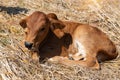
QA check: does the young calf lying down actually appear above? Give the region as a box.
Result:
[19,11,118,69]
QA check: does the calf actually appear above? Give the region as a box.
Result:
[19,11,118,69]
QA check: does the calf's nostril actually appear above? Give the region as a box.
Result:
[24,42,33,49]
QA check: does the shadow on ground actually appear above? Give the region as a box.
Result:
[0,6,28,15]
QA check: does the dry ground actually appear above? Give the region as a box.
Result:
[0,0,120,80]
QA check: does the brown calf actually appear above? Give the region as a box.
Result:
[19,11,118,69]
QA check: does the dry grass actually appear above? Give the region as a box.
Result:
[0,0,120,80]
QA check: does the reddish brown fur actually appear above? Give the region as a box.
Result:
[20,11,118,69]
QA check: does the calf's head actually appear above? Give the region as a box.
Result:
[19,11,50,50]
[20,11,66,51]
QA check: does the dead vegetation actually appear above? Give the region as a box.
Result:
[0,0,120,80]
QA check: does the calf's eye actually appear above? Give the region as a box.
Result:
[40,28,45,32]
[25,31,28,34]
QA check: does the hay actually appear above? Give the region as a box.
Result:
[0,0,120,80]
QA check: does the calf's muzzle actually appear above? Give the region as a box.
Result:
[24,41,33,49]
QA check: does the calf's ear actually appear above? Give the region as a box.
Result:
[47,13,58,20]
[19,19,27,28]
[50,20,65,30]
[50,20,65,39]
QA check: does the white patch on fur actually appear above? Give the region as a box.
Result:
[74,40,86,57]
[69,54,73,57]
[49,58,54,61]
